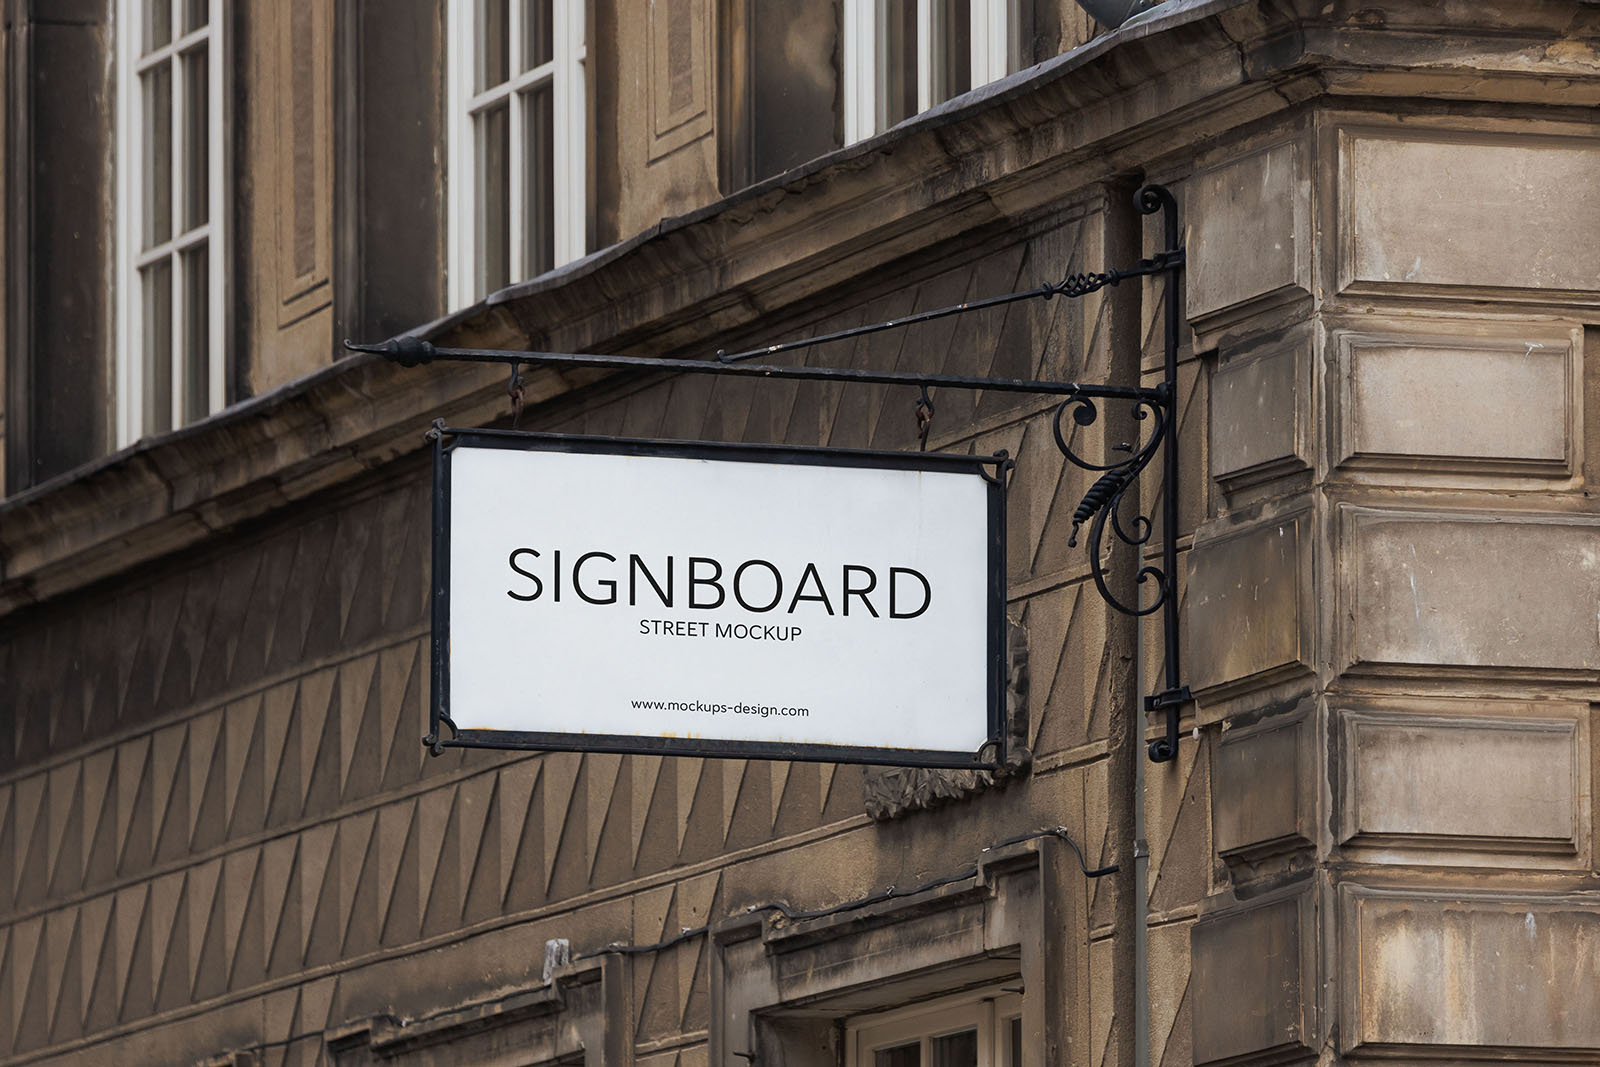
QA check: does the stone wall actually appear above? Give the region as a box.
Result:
[3,2,1600,1065]
[0,200,1163,1065]
[1187,104,1600,1064]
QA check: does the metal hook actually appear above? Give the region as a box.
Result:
[915,384,935,452]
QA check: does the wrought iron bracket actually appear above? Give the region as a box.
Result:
[350,184,1191,763]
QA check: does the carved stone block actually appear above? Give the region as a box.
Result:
[1340,883,1600,1055]
[1339,129,1600,305]
[1337,506,1600,676]
[1192,884,1316,1066]
[1210,325,1312,495]
[1185,510,1313,701]
[1329,318,1582,484]
[1213,701,1315,884]
[1187,140,1311,334]
[1336,697,1588,866]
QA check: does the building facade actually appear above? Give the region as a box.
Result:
[1,1,1598,1065]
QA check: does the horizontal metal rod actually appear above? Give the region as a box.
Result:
[345,338,1165,401]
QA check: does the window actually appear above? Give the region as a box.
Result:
[448,0,588,308]
[115,0,228,445]
[719,0,841,190]
[842,0,1015,143]
[848,990,1024,1067]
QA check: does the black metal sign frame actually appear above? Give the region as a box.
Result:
[428,426,1012,769]
[354,183,1191,764]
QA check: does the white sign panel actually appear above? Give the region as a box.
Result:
[435,432,1006,765]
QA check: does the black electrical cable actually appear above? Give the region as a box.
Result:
[986,825,1120,878]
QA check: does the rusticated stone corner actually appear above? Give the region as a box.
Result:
[864,622,1032,821]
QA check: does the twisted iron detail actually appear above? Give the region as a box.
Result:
[1052,389,1171,618]
[1045,269,1121,300]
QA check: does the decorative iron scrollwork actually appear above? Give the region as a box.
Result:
[1051,388,1171,618]
[1048,269,1121,300]
[424,712,460,757]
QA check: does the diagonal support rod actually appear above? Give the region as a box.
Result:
[343,336,1164,404]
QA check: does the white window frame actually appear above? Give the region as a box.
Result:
[843,0,1013,144]
[847,988,1024,1067]
[114,0,229,446]
[447,0,588,311]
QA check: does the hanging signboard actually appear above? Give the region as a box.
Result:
[429,429,1008,767]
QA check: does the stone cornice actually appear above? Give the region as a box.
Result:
[4,0,1599,618]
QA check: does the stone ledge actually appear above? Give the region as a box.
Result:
[8,0,1600,620]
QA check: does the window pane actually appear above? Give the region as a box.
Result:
[932,0,971,105]
[181,246,209,424]
[141,260,173,435]
[524,0,553,68]
[931,1030,978,1067]
[475,104,510,295]
[142,63,173,249]
[144,0,172,53]
[477,0,510,90]
[1008,1016,1022,1067]
[181,48,209,231]
[182,0,207,32]
[881,0,916,128]
[522,85,554,277]
[748,0,837,182]
[875,1042,920,1067]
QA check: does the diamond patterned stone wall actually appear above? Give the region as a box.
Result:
[0,211,1207,1065]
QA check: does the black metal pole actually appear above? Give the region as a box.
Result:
[1139,186,1189,763]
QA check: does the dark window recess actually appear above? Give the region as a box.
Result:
[882,0,916,128]
[4,12,115,492]
[931,1030,978,1067]
[933,0,972,106]
[723,0,840,191]
[333,0,448,351]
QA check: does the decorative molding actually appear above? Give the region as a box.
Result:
[647,0,713,160]
[1334,697,1588,867]
[1328,317,1582,486]
[862,623,1032,821]
[274,0,334,325]
[326,957,618,1066]
[1335,505,1600,681]
[1213,700,1315,886]
[710,847,1049,1067]
[1336,126,1600,311]
[1338,882,1600,1058]
[1209,324,1313,497]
